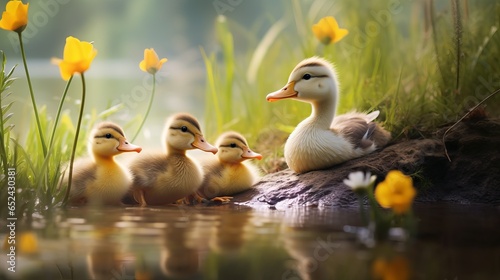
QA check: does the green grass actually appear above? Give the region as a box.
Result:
[0,51,128,219]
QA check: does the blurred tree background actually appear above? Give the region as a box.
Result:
[0,0,278,147]
[1,0,498,148]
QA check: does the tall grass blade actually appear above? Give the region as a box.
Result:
[451,0,463,93]
[247,18,287,83]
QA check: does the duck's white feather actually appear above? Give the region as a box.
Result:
[267,57,391,173]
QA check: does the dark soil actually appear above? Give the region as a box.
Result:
[233,118,500,209]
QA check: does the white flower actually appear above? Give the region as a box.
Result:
[343,171,376,192]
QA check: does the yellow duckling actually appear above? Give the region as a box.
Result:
[267,57,391,173]
[197,132,262,202]
[64,122,142,206]
[130,113,218,206]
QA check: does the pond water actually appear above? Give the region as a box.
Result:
[1,203,499,280]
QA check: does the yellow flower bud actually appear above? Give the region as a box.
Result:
[312,16,348,45]
[139,48,167,75]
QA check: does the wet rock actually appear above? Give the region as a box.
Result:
[233,119,500,209]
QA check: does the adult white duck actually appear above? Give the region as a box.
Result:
[266,57,391,173]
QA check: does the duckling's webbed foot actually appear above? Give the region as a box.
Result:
[133,189,147,207]
[210,196,233,203]
[176,193,209,205]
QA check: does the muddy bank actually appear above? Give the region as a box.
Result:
[233,119,500,209]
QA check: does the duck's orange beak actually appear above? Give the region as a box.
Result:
[117,139,142,153]
[193,135,218,154]
[242,147,263,160]
[266,81,297,102]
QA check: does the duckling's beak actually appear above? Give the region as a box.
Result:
[242,147,263,160]
[266,81,297,102]
[117,139,142,153]
[193,135,218,154]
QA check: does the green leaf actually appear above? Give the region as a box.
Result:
[96,103,124,119]
[1,92,12,101]
[5,65,17,81]
[4,124,14,133]
[3,113,13,123]
[2,101,14,115]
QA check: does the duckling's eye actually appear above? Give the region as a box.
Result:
[230,143,237,148]
[181,126,188,132]
[105,133,112,139]
[303,73,312,80]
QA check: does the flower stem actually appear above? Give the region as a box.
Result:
[48,76,74,150]
[131,74,156,142]
[18,32,47,157]
[64,74,86,205]
[367,184,381,221]
[357,194,368,225]
[367,183,391,240]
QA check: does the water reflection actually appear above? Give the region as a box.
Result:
[1,203,500,279]
[86,227,132,280]
[159,215,200,278]
[208,206,252,253]
[372,255,410,280]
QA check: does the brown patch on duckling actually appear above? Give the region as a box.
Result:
[95,122,125,137]
[217,132,248,149]
[175,113,201,131]
[298,61,324,69]
[130,155,168,188]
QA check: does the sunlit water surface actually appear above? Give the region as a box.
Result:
[1,203,499,280]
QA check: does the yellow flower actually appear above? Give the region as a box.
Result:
[375,170,416,214]
[372,256,410,280]
[139,48,167,75]
[3,232,38,255]
[312,16,348,45]
[0,0,29,33]
[52,36,97,81]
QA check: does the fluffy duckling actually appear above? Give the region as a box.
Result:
[130,113,218,206]
[266,57,391,173]
[197,132,262,202]
[64,122,142,206]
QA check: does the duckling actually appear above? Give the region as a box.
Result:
[64,122,142,206]
[130,113,218,206]
[266,57,391,173]
[197,132,262,202]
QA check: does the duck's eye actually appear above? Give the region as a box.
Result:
[230,143,237,148]
[181,126,188,132]
[105,133,112,139]
[303,74,312,80]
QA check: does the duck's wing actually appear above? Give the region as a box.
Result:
[198,161,225,198]
[63,159,96,204]
[333,117,376,149]
[365,110,380,122]
[202,160,224,178]
[331,111,378,149]
[332,110,391,149]
[331,110,379,126]
[130,155,167,189]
